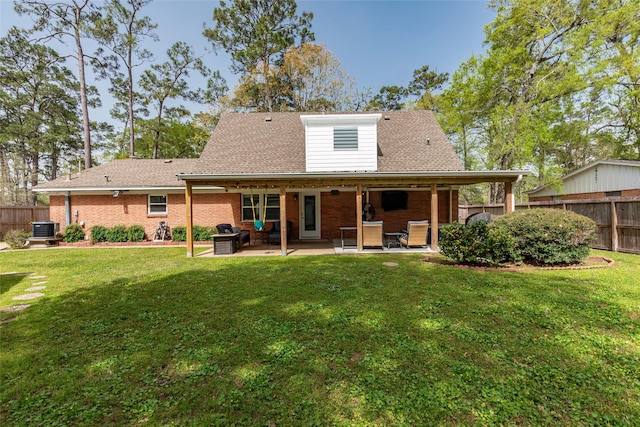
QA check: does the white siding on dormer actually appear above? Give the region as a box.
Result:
[301,114,381,172]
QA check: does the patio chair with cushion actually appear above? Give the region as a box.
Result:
[216,223,251,248]
[399,220,429,248]
[362,221,384,249]
[268,220,293,245]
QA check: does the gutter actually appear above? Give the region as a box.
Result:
[177,170,532,181]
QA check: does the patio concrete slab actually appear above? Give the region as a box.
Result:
[196,240,436,257]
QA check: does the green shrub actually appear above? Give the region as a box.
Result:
[127,225,146,242]
[440,221,519,265]
[89,225,109,243]
[171,225,216,242]
[171,226,186,242]
[492,208,595,266]
[4,229,30,249]
[107,224,128,242]
[194,225,216,241]
[62,224,85,243]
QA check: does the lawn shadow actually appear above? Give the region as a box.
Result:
[1,256,638,425]
[0,272,32,297]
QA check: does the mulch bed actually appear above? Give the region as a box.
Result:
[422,255,615,272]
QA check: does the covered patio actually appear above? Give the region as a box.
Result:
[179,170,529,257]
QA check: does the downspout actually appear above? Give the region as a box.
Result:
[65,192,71,225]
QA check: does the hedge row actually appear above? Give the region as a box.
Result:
[86,224,147,243]
[171,226,218,242]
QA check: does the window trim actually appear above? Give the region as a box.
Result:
[241,193,280,222]
[148,194,168,215]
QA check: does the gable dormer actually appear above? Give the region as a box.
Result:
[300,113,382,172]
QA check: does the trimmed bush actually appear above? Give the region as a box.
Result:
[4,229,30,249]
[62,224,85,243]
[440,221,519,265]
[127,225,146,242]
[171,226,186,242]
[492,208,595,266]
[194,225,216,241]
[171,225,217,242]
[89,225,109,243]
[107,225,128,242]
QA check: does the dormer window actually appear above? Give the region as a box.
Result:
[333,126,358,150]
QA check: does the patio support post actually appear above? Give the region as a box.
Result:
[430,183,439,251]
[185,181,194,257]
[279,186,288,256]
[505,181,514,213]
[356,184,363,252]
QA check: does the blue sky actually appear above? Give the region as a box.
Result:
[1,0,494,121]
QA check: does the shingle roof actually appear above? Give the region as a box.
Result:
[34,158,198,191]
[195,111,464,174]
[35,111,465,191]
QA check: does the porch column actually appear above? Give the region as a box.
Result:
[430,183,439,251]
[356,184,363,252]
[279,186,288,256]
[505,181,514,213]
[185,181,194,258]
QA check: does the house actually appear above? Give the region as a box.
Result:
[34,111,529,256]
[527,159,640,202]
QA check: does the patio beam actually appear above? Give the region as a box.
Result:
[431,183,439,251]
[280,186,287,256]
[356,184,363,251]
[505,181,514,213]
[185,181,194,257]
[180,174,528,189]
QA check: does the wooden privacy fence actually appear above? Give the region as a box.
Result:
[0,206,50,238]
[459,196,640,254]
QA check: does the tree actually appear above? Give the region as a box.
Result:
[94,0,157,158]
[408,65,449,110]
[440,0,640,203]
[232,42,357,112]
[366,85,407,111]
[134,117,211,159]
[204,0,314,112]
[15,0,103,170]
[0,28,81,205]
[138,42,227,158]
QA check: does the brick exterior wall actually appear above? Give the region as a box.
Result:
[50,189,459,241]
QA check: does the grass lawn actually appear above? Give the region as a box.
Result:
[1,248,638,426]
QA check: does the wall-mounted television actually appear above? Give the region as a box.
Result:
[381,191,408,211]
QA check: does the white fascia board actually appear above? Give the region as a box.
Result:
[300,113,382,126]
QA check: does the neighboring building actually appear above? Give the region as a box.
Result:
[34,111,529,255]
[527,159,640,202]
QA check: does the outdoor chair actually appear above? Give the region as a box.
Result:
[268,220,293,245]
[362,221,384,249]
[216,223,250,248]
[399,220,429,248]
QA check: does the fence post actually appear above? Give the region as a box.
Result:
[611,201,618,252]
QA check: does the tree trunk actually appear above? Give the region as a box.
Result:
[75,7,92,170]
[128,61,136,158]
[0,148,10,205]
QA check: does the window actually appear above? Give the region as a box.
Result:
[333,126,358,150]
[242,194,280,222]
[148,195,167,214]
